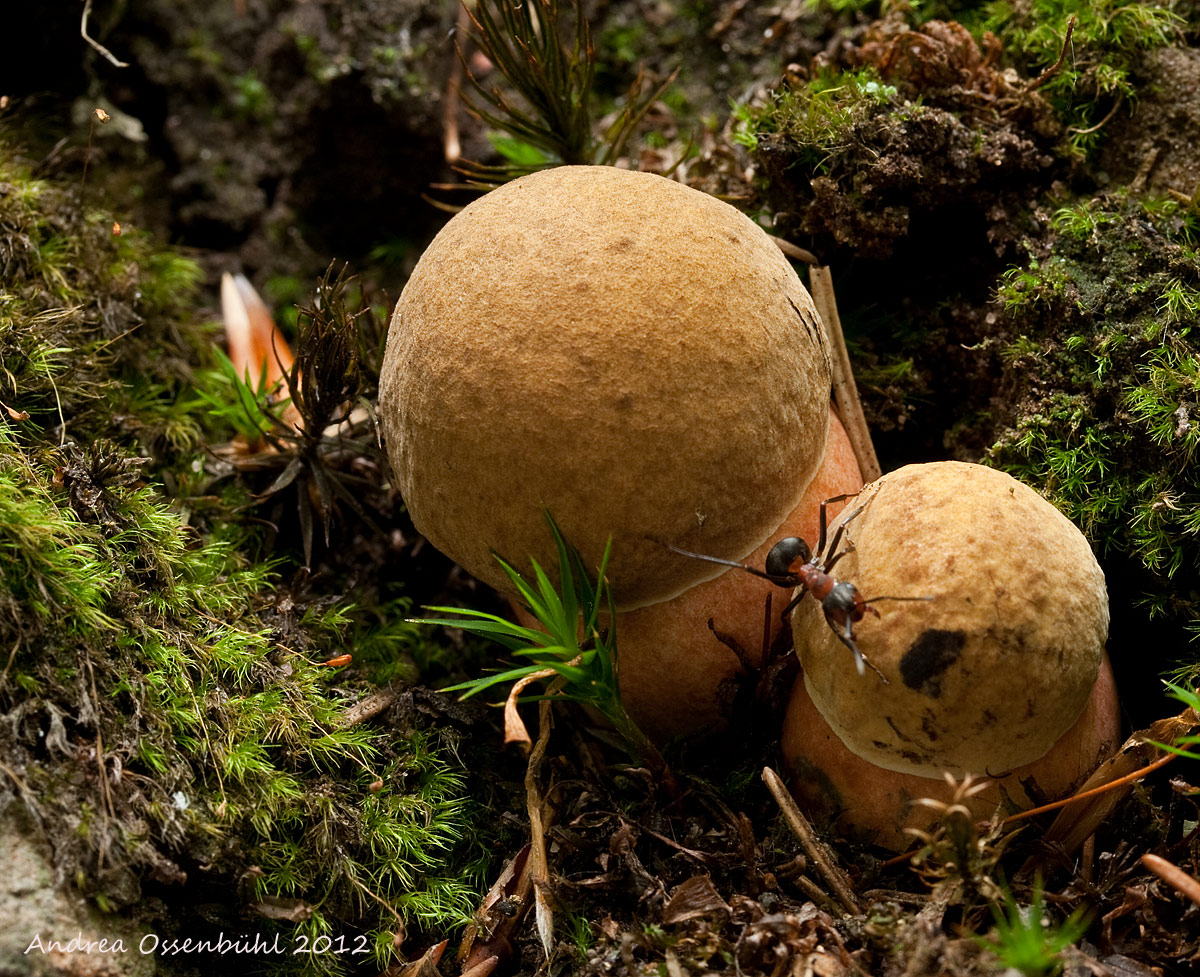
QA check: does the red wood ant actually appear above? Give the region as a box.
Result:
[669,494,930,682]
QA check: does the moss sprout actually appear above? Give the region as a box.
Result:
[981,0,1186,155]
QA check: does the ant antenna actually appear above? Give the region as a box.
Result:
[664,543,794,586]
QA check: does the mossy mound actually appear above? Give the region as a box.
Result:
[0,137,499,975]
[986,193,1200,677]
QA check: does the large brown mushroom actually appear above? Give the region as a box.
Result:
[378,165,832,610]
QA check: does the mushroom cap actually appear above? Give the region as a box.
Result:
[379,165,831,609]
[781,652,1121,851]
[794,461,1109,777]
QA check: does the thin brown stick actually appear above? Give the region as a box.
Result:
[769,235,819,267]
[444,1,472,163]
[81,0,129,68]
[346,871,407,931]
[459,955,500,977]
[762,766,861,915]
[882,754,1177,870]
[339,686,401,727]
[0,639,19,693]
[1067,98,1123,137]
[878,847,915,870]
[708,0,751,38]
[526,698,556,956]
[1081,833,1095,885]
[794,873,841,913]
[1024,15,1075,94]
[0,757,31,796]
[1142,853,1200,908]
[1002,751,1177,825]
[808,266,882,482]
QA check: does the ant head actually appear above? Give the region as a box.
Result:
[766,536,811,578]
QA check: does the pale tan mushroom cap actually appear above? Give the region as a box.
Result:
[794,461,1109,777]
[379,165,831,608]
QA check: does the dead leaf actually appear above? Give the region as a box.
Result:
[1101,883,1150,944]
[503,668,555,747]
[251,895,313,922]
[1043,707,1198,854]
[459,845,531,969]
[459,955,498,977]
[220,271,302,431]
[662,875,731,925]
[397,939,447,977]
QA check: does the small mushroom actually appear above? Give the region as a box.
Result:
[782,652,1120,850]
[378,165,832,610]
[781,461,1117,847]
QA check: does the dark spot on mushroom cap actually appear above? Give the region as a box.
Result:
[900,629,967,697]
[920,711,941,742]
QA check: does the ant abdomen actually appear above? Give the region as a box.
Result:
[766,536,812,578]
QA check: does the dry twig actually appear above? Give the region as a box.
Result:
[769,237,881,481]
[808,266,882,481]
[81,0,129,68]
[1142,853,1200,908]
[526,699,556,955]
[762,766,861,915]
[443,1,472,163]
[340,686,403,727]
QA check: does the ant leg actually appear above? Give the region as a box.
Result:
[819,504,866,563]
[816,499,830,557]
[811,496,859,559]
[863,595,936,606]
[665,543,785,584]
[814,493,857,555]
[760,591,773,664]
[824,538,855,573]
[779,584,809,621]
[831,615,889,684]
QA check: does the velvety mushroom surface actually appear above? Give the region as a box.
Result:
[782,651,1121,851]
[793,461,1109,778]
[379,165,832,610]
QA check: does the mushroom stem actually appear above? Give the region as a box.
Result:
[808,265,881,482]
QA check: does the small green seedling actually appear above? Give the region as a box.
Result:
[977,878,1091,977]
[413,515,666,773]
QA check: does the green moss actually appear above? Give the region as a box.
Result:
[0,147,210,455]
[0,138,488,973]
[987,192,1200,671]
[797,1,1190,159]
[982,0,1185,155]
[732,68,899,163]
[599,21,649,66]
